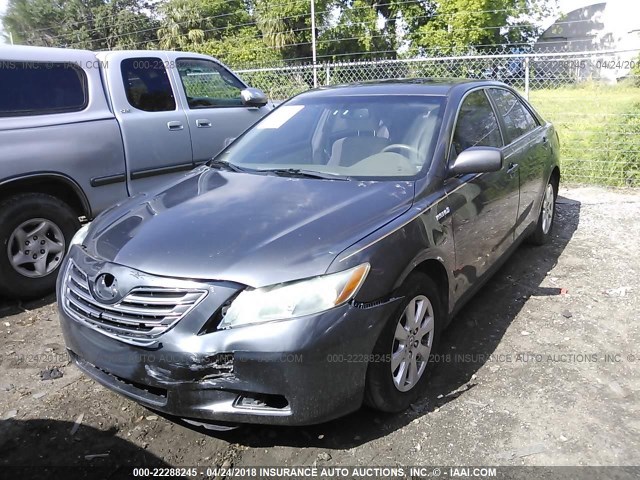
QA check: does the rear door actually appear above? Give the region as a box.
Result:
[101,52,193,195]
[445,89,520,296]
[488,87,547,238]
[168,55,270,164]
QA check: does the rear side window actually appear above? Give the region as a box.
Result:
[452,90,503,155]
[176,58,245,108]
[489,88,538,142]
[0,61,87,117]
[121,58,176,112]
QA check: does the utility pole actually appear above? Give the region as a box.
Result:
[310,0,318,87]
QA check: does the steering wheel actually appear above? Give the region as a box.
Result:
[381,144,421,165]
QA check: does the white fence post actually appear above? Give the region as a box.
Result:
[524,57,530,100]
[325,64,331,85]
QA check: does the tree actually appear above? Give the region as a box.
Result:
[252,0,332,62]
[90,0,159,50]
[408,0,557,55]
[156,0,249,50]
[2,0,159,50]
[318,0,393,61]
[194,27,283,67]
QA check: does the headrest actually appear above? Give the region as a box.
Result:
[334,107,380,133]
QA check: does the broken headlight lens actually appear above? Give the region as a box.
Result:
[219,264,370,329]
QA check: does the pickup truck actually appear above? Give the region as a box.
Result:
[0,46,273,299]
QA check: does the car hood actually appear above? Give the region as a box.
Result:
[85,167,414,287]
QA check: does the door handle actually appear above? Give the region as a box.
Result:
[507,162,519,174]
[196,119,212,128]
[167,121,183,131]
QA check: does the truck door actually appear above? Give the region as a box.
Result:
[168,55,269,164]
[100,52,194,195]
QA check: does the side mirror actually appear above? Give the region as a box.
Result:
[448,147,503,176]
[241,88,268,108]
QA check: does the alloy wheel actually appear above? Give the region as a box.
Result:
[7,218,66,278]
[541,183,555,235]
[391,294,435,392]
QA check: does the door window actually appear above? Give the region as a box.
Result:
[120,58,176,112]
[176,58,245,108]
[452,90,503,156]
[489,88,538,143]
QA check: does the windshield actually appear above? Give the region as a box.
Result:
[217,95,446,179]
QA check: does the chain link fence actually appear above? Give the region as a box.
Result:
[236,48,640,187]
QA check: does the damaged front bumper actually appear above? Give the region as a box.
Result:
[57,248,401,426]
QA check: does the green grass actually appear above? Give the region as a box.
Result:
[528,84,640,187]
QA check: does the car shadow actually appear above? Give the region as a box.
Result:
[0,293,56,320]
[196,196,581,449]
[0,418,176,479]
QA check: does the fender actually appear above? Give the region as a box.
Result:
[0,171,93,218]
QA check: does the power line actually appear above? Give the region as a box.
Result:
[26,0,252,35]
[65,9,595,53]
[33,0,402,40]
[48,1,548,47]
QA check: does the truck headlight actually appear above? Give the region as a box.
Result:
[219,264,370,328]
[69,223,91,247]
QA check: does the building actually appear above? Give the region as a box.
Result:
[535,1,640,82]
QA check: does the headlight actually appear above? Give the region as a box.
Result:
[69,223,91,247]
[220,263,370,329]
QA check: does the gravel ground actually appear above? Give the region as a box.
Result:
[1,186,639,477]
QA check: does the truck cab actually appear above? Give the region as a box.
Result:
[0,46,272,299]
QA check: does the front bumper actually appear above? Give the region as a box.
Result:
[57,248,401,426]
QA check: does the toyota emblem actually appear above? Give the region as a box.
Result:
[93,273,119,302]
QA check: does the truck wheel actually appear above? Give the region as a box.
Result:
[0,193,80,299]
[364,272,443,412]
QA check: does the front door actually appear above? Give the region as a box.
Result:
[101,52,194,195]
[445,89,520,299]
[168,56,269,164]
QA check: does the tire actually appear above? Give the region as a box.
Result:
[364,272,443,412]
[0,193,80,299]
[529,178,557,246]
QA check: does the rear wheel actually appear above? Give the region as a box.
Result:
[364,272,443,412]
[0,193,80,299]
[529,179,556,246]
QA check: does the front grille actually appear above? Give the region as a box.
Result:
[61,261,207,341]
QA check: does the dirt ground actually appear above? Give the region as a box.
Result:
[1,185,639,476]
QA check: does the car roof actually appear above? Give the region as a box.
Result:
[301,78,509,98]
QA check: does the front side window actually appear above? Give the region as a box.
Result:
[217,95,445,179]
[176,58,245,108]
[0,61,87,117]
[120,58,176,112]
[452,90,503,156]
[489,88,538,143]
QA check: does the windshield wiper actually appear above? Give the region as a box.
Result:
[206,158,251,173]
[258,168,351,181]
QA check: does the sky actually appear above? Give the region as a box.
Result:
[0,0,638,47]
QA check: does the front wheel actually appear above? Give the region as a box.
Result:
[529,179,557,246]
[364,272,443,412]
[0,193,80,299]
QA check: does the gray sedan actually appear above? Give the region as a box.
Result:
[57,79,560,427]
